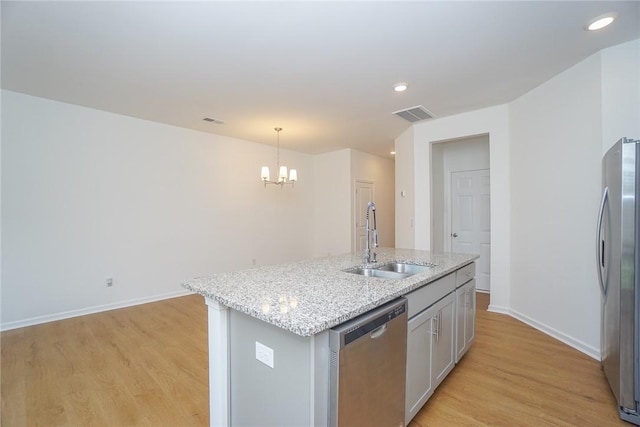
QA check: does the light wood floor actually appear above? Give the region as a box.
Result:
[1,293,627,426]
[1,296,209,426]
[408,293,626,427]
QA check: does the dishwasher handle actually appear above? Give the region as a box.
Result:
[369,324,388,340]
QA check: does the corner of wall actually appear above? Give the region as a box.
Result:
[349,148,396,249]
[394,127,416,249]
[311,150,352,258]
[600,38,640,153]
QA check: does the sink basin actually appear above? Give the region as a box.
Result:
[345,267,409,280]
[376,262,434,275]
[344,261,435,279]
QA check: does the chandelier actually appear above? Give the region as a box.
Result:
[261,127,297,188]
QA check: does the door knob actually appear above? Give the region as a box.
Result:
[452,233,458,238]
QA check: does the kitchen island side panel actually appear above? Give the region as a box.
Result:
[229,309,313,426]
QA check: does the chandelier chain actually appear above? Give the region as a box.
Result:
[275,127,281,171]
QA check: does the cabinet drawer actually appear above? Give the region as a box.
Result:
[405,273,455,319]
[455,262,475,288]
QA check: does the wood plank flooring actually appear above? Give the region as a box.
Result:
[1,292,628,426]
[1,296,209,426]
[408,293,626,427]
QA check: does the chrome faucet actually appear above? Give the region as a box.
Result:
[363,201,378,264]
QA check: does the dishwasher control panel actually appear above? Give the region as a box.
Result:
[343,303,406,345]
[330,297,407,350]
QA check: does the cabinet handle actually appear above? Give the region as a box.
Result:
[431,315,439,341]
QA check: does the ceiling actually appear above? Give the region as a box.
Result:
[2,1,639,158]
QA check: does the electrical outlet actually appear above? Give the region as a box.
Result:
[106,278,113,287]
[252,258,257,266]
[255,341,274,368]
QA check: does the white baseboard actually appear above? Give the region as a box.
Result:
[487,304,510,314]
[508,308,600,361]
[484,302,599,361]
[1,289,194,332]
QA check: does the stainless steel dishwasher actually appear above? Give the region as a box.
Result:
[329,297,407,427]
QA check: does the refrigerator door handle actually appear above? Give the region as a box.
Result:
[596,186,609,298]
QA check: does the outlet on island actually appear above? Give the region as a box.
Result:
[255,341,274,368]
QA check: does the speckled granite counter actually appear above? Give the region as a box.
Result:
[182,248,478,337]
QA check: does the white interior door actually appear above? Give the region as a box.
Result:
[354,180,374,253]
[451,169,491,292]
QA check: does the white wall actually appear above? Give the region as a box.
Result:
[509,53,602,358]
[1,90,397,328]
[430,142,445,251]
[508,41,639,358]
[600,39,640,153]
[312,148,396,258]
[394,126,415,249]
[1,90,316,328]
[312,149,351,258]
[350,149,395,249]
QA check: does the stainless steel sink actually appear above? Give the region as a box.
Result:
[344,261,435,279]
[375,262,434,275]
[346,267,410,280]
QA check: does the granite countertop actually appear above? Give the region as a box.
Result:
[182,248,478,337]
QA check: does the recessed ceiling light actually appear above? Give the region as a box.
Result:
[586,12,617,31]
[393,82,408,92]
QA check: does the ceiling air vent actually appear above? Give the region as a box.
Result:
[392,105,434,123]
[203,117,224,124]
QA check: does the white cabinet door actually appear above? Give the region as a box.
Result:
[465,281,476,350]
[405,269,473,425]
[455,279,476,362]
[455,286,467,363]
[431,293,456,387]
[405,305,436,425]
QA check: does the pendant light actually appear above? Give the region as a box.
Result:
[261,127,297,188]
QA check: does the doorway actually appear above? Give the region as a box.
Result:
[354,180,374,253]
[431,134,491,292]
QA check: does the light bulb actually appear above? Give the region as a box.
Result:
[393,82,408,92]
[279,166,288,182]
[587,13,617,31]
[261,166,270,181]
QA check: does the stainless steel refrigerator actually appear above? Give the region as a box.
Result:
[597,137,640,425]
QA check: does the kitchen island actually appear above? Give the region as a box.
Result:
[183,248,478,426]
